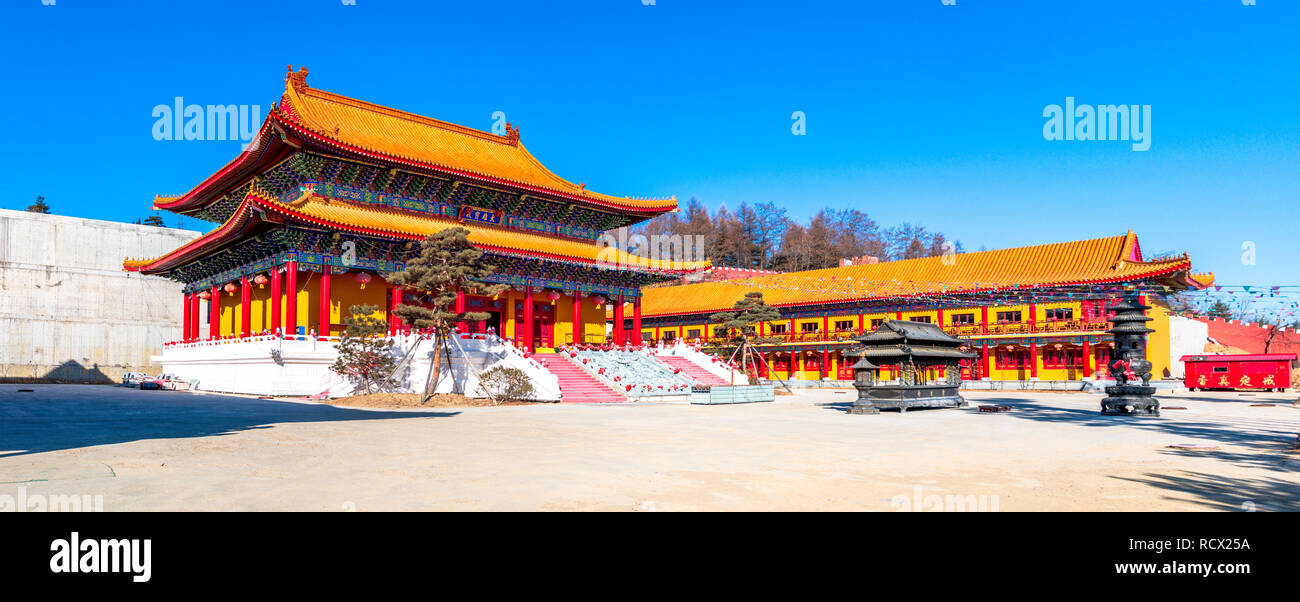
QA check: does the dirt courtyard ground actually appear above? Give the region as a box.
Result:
[1,384,1296,511]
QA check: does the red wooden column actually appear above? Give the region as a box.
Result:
[822,315,829,339]
[1029,341,1039,378]
[788,317,795,341]
[285,261,298,338]
[1138,294,1149,359]
[936,308,945,330]
[896,309,903,320]
[1028,303,1038,332]
[982,343,991,379]
[632,297,642,345]
[455,289,467,332]
[182,293,192,341]
[981,306,989,334]
[318,265,332,337]
[522,286,534,351]
[821,350,829,379]
[191,293,201,341]
[390,286,403,334]
[571,293,583,345]
[858,313,864,332]
[1082,340,1093,378]
[209,285,220,338]
[270,269,282,335]
[613,294,625,345]
[239,275,252,338]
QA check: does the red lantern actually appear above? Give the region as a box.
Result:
[591,295,605,307]
[547,290,561,305]
[224,283,237,295]
[355,272,372,289]
[198,291,212,300]
[253,274,269,288]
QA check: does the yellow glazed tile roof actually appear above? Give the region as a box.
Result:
[261,191,708,273]
[640,232,1209,317]
[127,187,708,275]
[277,67,676,213]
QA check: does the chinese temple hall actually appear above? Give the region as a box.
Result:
[633,231,1215,386]
[123,68,708,396]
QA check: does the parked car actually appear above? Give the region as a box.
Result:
[121,372,149,387]
[138,374,190,391]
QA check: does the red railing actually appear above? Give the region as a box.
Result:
[654,319,1110,345]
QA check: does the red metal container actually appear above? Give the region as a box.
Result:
[1180,353,1296,392]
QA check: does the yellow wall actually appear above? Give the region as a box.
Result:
[214,270,388,337]
[497,290,606,347]
[1147,302,1172,379]
[648,297,1175,382]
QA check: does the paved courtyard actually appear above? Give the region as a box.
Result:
[1,384,1296,511]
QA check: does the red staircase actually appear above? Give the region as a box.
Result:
[537,353,627,403]
[656,355,731,386]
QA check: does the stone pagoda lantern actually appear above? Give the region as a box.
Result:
[1101,290,1159,416]
[844,320,975,414]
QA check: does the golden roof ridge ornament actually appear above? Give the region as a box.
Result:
[505,123,521,145]
[286,65,309,93]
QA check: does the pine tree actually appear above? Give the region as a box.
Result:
[708,292,782,383]
[26,195,50,214]
[384,227,508,399]
[1207,300,1234,320]
[142,213,166,227]
[330,304,397,395]
[710,291,781,343]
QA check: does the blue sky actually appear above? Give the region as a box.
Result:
[2,0,1296,297]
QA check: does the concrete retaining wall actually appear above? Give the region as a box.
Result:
[0,209,202,382]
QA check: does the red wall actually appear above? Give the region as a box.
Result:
[1193,317,1300,355]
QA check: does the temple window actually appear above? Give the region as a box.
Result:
[996,310,1023,323]
[996,348,1031,368]
[1044,308,1073,321]
[834,320,854,331]
[800,322,820,333]
[908,315,931,323]
[1043,348,1084,368]
[950,313,975,325]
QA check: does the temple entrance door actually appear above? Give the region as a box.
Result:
[534,313,555,348]
[836,352,855,379]
[1095,346,1112,379]
[480,311,501,336]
